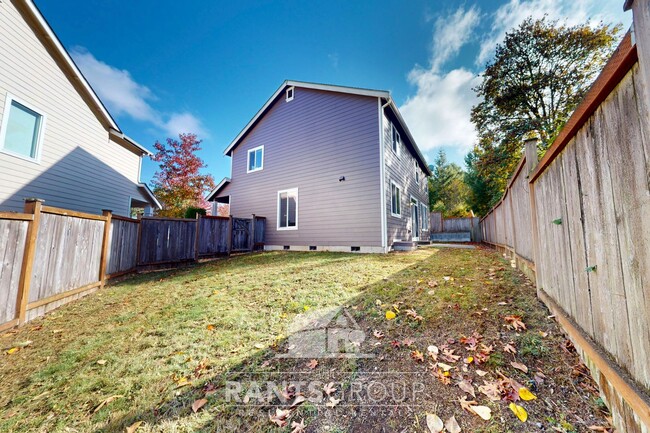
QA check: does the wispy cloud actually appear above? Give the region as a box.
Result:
[401,0,630,161]
[71,47,208,138]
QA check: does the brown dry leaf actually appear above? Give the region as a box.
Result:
[96,359,107,365]
[476,369,488,377]
[442,348,460,363]
[323,382,337,396]
[445,415,462,433]
[511,361,528,373]
[411,350,424,363]
[587,426,610,432]
[291,419,306,433]
[437,362,454,372]
[458,396,478,412]
[373,330,384,339]
[433,368,451,385]
[402,337,415,347]
[93,395,123,414]
[479,381,502,401]
[326,396,341,408]
[503,343,517,355]
[126,421,143,433]
[504,315,527,331]
[306,359,319,369]
[426,413,444,433]
[457,380,476,397]
[191,398,208,413]
[269,408,291,427]
[291,395,307,407]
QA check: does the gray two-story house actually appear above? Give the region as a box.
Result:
[207,81,431,253]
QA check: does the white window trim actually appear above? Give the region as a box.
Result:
[286,86,295,102]
[390,180,402,218]
[0,94,46,164]
[391,123,401,158]
[277,188,298,230]
[246,145,264,173]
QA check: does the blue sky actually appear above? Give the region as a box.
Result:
[38,0,629,185]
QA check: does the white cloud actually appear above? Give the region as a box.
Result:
[71,47,208,138]
[400,7,481,155]
[477,0,630,66]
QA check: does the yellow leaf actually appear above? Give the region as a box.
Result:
[303,305,311,311]
[509,402,528,422]
[385,310,396,320]
[206,324,215,331]
[465,356,474,364]
[6,347,19,355]
[518,387,537,401]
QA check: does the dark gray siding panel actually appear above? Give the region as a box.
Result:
[225,88,382,247]
[383,111,430,244]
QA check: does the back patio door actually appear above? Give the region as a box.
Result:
[410,197,420,241]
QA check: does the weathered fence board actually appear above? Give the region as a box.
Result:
[253,216,266,250]
[198,216,229,256]
[0,219,29,326]
[107,217,140,276]
[29,212,104,305]
[429,212,443,232]
[138,218,197,265]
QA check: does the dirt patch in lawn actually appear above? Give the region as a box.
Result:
[0,248,610,432]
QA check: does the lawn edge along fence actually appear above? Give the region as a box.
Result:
[480,29,650,433]
[0,200,265,330]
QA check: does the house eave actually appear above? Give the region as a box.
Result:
[384,98,432,176]
[206,177,231,201]
[109,129,152,156]
[138,183,162,209]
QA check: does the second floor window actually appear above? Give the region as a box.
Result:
[391,182,401,216]
[391,124,400,156]
[247,145,264,173]
[415,160,420,184]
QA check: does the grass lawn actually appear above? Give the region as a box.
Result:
[0,248,609,432]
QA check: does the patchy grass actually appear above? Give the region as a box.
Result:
[0,248,608,432]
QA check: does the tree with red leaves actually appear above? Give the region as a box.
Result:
[150,133,215,217]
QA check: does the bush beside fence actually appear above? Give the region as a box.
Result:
[0,201,265,331]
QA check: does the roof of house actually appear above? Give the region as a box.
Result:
[223,80,432,176]
[206,177,231,201]
[18,0,151,156]
[624,0,634,11]
[138,183,162,209]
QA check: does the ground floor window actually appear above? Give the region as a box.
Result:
[278,188,298,230]
[391,182,401,217]
[420,203,428,231]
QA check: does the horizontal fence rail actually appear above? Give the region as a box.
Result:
[0,202,265,330]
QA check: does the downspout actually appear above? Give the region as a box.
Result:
[379,99,391,252]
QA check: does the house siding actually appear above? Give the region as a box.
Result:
[382,110,429,244]
[225,87,382,248]
[0,1,148,216]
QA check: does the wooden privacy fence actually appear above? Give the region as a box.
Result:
[429,213,481,241]
[0,201,266,331]
[480,31,650,433]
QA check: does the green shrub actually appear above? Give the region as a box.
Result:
[184,206,207,219]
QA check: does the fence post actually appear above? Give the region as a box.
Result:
[250,214,256,252]
[227,216,233,255]
[194,214,201,261]
[16,198,43,324]
[525,136,541,284]
[99,209,112,287]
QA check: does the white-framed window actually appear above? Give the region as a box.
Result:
[420,203,428,231]
[0,95,45,162]
[286,86,295,102]
[247,145,264,173]
[414,160,420,185]
[277,188,298,230]
[390,181,401,217]
[391,124,400,156]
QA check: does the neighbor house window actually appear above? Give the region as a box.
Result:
[391,124,400,156]
[415,160,420,184]
[420,203,428,231]
[247,145,264,173]
[0,97,45,161]
[286,86,294,102]
[278,188,298,230]
[390,182,401,217]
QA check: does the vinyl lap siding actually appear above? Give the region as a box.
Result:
[226,88,382,247]
[0,1,145,216]
[382,111,429,243]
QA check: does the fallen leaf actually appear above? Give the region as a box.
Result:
[6,347,19,355]
[437,362,454,372]
[373,330,384,339]
[504,315,526,331]
[445,415,462,433]
[206,324,215,331]
[269,408,291,427]
[476,369,488,377]
[390,340,401,348]
[503,343,517,355]
[291,395,307,407]
[326,396,340,408]
[426,413,444,433]
[385,310,396,320]
[306,359,319,369]
[471,405,492,420]
[402,337,415,346]
[479,381,502,401]
[458,380,476,397]
[511,362,528,373]
[411,350,424,363]
[458,396,478,412]
[291,419,306,433]
[96,359,107,365]
[518,387,537,401]
[191,398,207,413]
[323,382,337,396]
[93,395,123,414]
[126,421,142,433]
[509,402,528,422]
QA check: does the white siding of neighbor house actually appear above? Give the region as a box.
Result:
[382,110,429,244]
[0,1,147,216]
[222,87,383,248]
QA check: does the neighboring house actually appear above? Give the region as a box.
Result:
[207,80,431,253]
[0,0,161,216]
